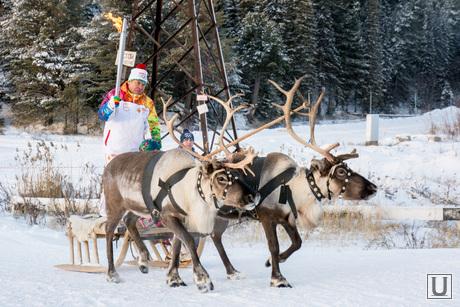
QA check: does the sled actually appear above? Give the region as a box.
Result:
[55,215,205,273]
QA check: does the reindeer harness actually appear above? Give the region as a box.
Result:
[196,169,241,210]
[306,162,354,201]
[235,158,354,220]
[142,151,191,217]
[142,152,249,218]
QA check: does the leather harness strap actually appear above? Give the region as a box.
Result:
[141,151,165,215]
[156,168,193,216]
[257,167,298,218]
[305,168,328,201]
[141,151,193,217]
[258,167,297,204]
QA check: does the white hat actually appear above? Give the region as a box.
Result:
[128,63,148,84]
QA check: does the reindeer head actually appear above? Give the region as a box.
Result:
[269,77,377,201]
[198,158,258,210]
[310,156,377,201]
[162,97,259,211]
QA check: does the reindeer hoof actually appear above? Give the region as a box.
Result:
[227,271,245,280]
[139,265,149,274]
[168,280,187,287]
[196,281,214,293]
[270,277,292,288]
[167,275,187,287]
[106,272,121,283]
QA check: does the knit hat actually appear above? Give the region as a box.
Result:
[128,63,148,84]
[180,129,194,143]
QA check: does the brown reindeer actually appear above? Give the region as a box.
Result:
[208,78,377,287]
[103,100,259,292]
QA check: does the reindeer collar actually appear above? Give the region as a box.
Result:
[305,169,328,201]
[197,169,237,209]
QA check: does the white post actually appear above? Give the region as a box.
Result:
[115,18,128,97]
[365,114,379,146]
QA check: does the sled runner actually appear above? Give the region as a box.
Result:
[55,215,205,273]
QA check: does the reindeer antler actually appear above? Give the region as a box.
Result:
[207,94,247,157]
[268,78,339,162]
[163,96,257,173]
[162,97,209,162]
[222,146,257,176]
[335,148,359,162]
[207,94,257,175]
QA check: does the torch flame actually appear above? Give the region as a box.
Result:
[104,12,123,32]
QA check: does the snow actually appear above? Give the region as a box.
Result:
[0,216,459,306]
[0,107,459,305]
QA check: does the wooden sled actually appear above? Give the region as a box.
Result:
[55,216,205,273]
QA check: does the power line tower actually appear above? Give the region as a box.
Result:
[126,0,239,154]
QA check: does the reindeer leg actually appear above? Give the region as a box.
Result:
[278,222,302,263]
[261,219,291,288]
[163,215,214,292]
[106,211,124,283]
[124,212,150,274]
[166,237,187,287]
[211,218,243,280]
[265,217,302,267]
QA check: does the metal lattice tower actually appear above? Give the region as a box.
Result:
[126,0,239,154]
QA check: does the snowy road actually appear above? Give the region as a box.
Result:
[0,216,458,307]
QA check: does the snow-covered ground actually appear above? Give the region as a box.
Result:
[0,215,459,307]
[0,107,459,306]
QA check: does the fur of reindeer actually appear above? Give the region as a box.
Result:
[209,78,377,287]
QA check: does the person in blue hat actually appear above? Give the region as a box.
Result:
[179,129,195,153]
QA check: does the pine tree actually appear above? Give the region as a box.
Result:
[333,0,367,112]
[0,0,14,103]
[221,0,242,38]
[284,0,318,91]
[236,10,288,120]
[312,0,341,115]
[380,0,398,107]
[3,0,69,125]
[440,80,454,107]
[430,0,457,108]
[387,1,417,107]
[363,0,385,112]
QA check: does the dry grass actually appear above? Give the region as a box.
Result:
[429,112,460,139]
[7,140,101,225]
[318,210,460,249]
[216,209,460,249]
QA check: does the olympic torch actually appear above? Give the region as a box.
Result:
[115,17,128,98]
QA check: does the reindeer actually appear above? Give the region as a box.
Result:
[103,100,259,292]
[207,78,377,287]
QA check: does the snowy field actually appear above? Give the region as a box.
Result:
[0,107,459,306]
[0,216,459,307]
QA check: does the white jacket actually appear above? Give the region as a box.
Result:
[102,101,151,155]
